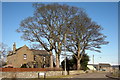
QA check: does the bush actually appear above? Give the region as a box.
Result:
[21,64,27,68]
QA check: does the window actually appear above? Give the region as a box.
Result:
[43,57,45,61]
[23,54,27,59]
[34,55,36,60]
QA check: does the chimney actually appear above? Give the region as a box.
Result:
[13,42,16,53]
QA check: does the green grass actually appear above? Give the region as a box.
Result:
[112,70,120,78]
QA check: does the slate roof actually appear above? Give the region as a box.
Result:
[88,63,111,67]
[7,45,50,56]
[15,47,23,51]
[30,49,50,56]
[99,63,111,67]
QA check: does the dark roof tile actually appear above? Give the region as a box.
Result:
[30,49,50,56]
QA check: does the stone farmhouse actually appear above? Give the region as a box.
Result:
[7,43,51,68]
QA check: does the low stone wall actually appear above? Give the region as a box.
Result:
[1,71,46,78]
[46,71,64,77]
[69,70,85,75]
[0,70,85,78]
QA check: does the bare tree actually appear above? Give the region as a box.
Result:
[66,12,109,70]
[0,42,10,67]
[17,16,54,68]
[0,42,8,59]
[29,43,43,50]
[17,3,108,69]
[17,3,81,68]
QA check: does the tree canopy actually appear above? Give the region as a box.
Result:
[17,3,108,69]
[61,54,89,71]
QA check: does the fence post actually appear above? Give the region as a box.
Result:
[44,72,46,79]
[38,72,46,79]
[38,73,40,79]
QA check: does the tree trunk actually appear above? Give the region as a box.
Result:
[49,51,53,68]
[77,44,81,70]
[77,59,81,70]
[56,54,60,68]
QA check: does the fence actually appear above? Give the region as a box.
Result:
[0,68,62,72]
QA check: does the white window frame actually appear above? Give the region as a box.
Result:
[23,54,27,59]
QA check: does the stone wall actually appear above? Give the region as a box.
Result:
[0,70,85,78]
[69,70,85,75]
[2,72,40,78]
